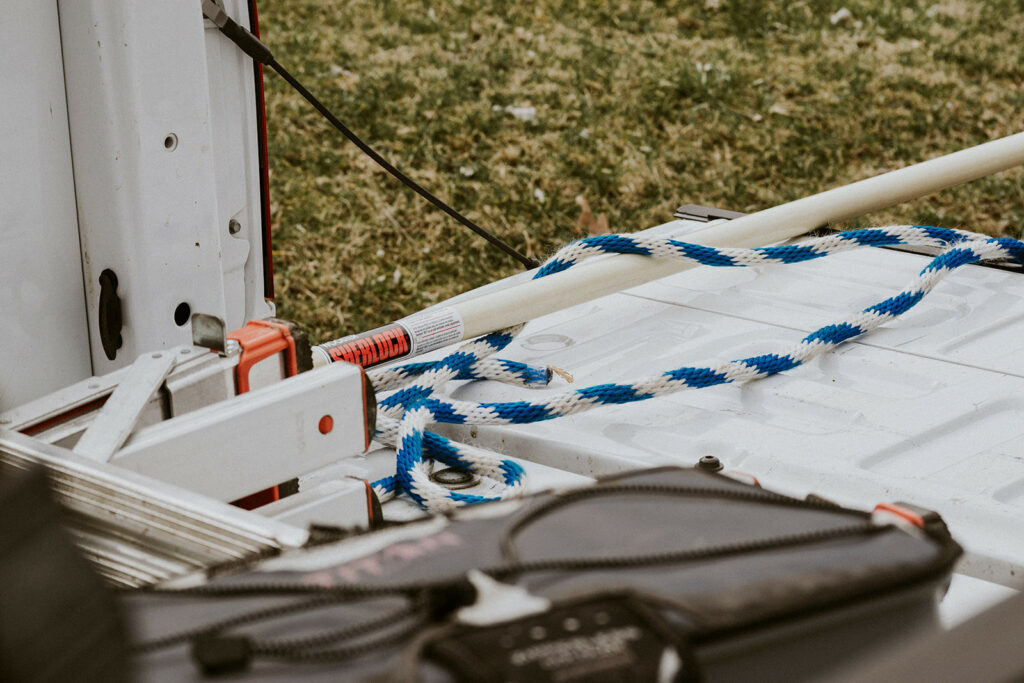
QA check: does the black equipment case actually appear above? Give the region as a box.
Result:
[124,466,961,681]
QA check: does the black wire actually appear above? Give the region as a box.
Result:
[490,522,881,580]
[128,489,880,659]
[267,59,540,270]
[259,618,426,663]
[252,597,421,654]
[130,593,356,653]
[496,482,868,564]
[251,600,428,663]
[135,516,883,671]
[202,2,539,270]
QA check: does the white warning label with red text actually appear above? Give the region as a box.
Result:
[404,307,465,355]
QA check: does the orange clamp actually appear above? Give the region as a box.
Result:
[227,319,300,507]
[228,319,299,394]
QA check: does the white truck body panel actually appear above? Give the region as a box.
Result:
[1,1,92,406]
[0,0,271,410]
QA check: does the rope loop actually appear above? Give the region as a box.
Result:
[368,226,1024,512]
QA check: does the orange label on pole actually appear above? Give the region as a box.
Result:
[324,324,412,367]
[318,307,464,368]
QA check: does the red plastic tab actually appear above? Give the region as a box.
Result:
[873,502,925,528]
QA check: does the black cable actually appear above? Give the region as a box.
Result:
[256,618,425,663]
[495,482,868,564]
[490,522,881,580]
[144,510,881,675]
[133,520,882,666]
[252,598,421,654]
[130,593,376,653]
[250,599,428,663]
[201,1,540,270]
[183,597,430,674]
[130,486,884,660]
[268,62,540,270]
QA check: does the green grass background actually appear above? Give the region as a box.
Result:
[259,0,1024,342]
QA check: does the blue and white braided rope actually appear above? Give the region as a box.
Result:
[368,225,1024,512]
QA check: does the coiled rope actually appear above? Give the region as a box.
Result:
[367,226,1024,512]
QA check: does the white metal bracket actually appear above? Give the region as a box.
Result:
[72,351,178,461]
[112,362,370,501]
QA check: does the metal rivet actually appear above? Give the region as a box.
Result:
[696,455,723,472]
[430,467,480,490]
[228,218,241,235]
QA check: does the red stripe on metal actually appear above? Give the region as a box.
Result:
[248,0,274,299]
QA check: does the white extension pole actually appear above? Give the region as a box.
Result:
[314,132,1024,367]
[455,131,1024,338]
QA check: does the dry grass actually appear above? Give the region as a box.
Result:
[259,0,1024,342]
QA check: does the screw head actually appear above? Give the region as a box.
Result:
[696,455,723,472]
